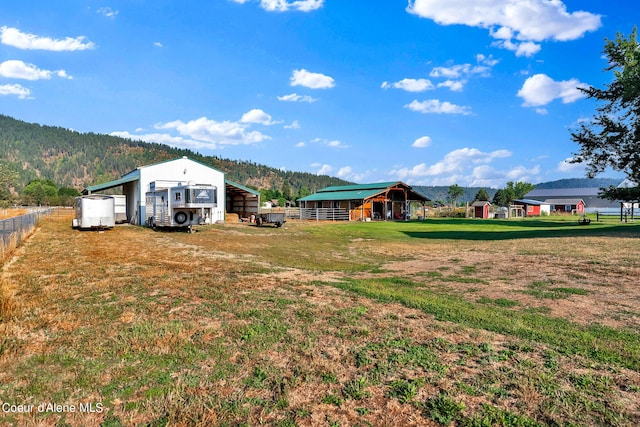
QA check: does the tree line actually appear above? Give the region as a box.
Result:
[444,181,536,208]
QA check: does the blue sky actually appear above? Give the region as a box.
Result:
[0,1,636,187]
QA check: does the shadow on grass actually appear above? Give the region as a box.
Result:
[403,219,640,241]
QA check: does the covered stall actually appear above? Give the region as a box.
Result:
[298,182,429,221]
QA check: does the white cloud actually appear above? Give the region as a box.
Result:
[469,164,541,187]
[312,138,349,149]
[492,38,541,57]
[314,163,333,175]
[517,73,587,107]
[476,53,499,67]
[277,93,318,103]
[391,148,511,181]
[336,166,371,182]
[97,7,119,18]
[431,64,472,79]
[234,0,323,12]
[259,0,324,12]
[412,136,432,148]
[437,80,465,92]
[337,166,353,178]
[110,131,204,150]
[0,60,72,80]
[384,55,497,95]
[557,157,586,174]
[407,0,601,56]
[290,69,335,89]
[404,99,472,115]
[154,42,163,48]
[285,120,300,129]
[0,83,31,99]
[240,108,279,125]
[389,148,541,187]
[429,55,497,79]
[505,164,542,181]
[113,113,273,150]
[0,26,95,51]
[381,78,434,93]
[157,116,270,146]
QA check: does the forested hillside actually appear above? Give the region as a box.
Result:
[533,178,622,189]
[0,114,350,197]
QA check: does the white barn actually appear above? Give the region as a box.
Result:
[84,156,259,225]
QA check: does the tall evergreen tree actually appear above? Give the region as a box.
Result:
[473,188,490,201]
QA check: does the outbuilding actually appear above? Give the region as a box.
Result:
[524,187,613,213]
[83,156,260,225]
[544,198,585,214]
[512,199,551,217]
[298,181,429,221]
[471,201,491,219]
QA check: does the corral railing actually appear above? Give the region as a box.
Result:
[595,208,640,222]
[299,207,350,221]
[0,208,53,260]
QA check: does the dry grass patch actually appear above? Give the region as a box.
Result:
[0,209,28,220]
[0,215,639,426]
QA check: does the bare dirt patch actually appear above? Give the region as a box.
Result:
[358,236,640,331]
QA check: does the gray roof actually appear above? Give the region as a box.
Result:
[513,199,549,206]
[525,188,600,198]
[524,187,618,208]
[544,198,584,205]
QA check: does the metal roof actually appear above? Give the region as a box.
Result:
[525,187,601,198]
[225,179,260,196]
[83,170,140,194]
[544,198,584,205]
[299,188,390,202]
[298,181,429,202]
[513,199,549,206]
[319,182,402,193]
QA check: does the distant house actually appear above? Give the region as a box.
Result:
[471,201,491,219]
[512,199,551,217]
[545,198,585,214]
[524,187,618,212]
[298,181,429,221]
[262,199,279,209]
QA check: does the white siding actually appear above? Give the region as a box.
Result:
[134,157,225,224]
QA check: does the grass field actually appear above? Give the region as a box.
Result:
[1,211,639,426]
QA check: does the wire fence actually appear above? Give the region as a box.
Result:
[0,208,53,262]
